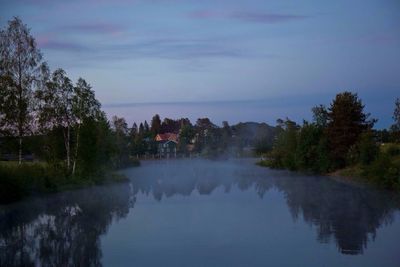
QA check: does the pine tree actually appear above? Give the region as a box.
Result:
[327,92,375,168]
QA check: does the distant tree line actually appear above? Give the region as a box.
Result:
[109,114,277,159]
[262,92,400,190]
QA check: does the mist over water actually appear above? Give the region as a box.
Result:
[1,159,400,266]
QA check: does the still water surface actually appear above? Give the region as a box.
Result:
[1,159,400,266]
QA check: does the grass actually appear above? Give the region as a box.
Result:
[0,160,139,204]
[0,161,64,203]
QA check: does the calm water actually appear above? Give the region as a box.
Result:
[1,159,400,267]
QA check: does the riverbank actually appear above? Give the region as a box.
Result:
[0,160,140,204]
[257,153,400,191]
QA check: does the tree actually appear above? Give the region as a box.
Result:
[111,116,129,167]
[326,92,375,168]
[221,121,232,151]
[77,112,115,178]
[393,98,400,129]
[267,118,299,169]
[391,98,400,142]
[357,131,379,165]
[71,78,101,174]
[36,68,75,170]
[312,105,328,128]
[138,123,144,136]
[129,123,137,137]
[160,118,179,133]
[0,17,45,163]
[179,124,195,152]
[150,114,161,135]
[144,120,150,134]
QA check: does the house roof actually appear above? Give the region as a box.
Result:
[159,140,178,145]
[155,133,178,142]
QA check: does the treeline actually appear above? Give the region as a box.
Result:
[262,92,400,190]
[0,18,138,201]
[111,114,277,158]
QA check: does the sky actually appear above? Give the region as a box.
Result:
[1,0,399,127]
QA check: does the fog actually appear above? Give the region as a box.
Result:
[1,159,400,266]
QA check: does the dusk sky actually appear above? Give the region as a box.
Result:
[1,0,399,127]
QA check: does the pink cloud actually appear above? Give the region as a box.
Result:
[36,34,89,52]
[60,23,125,36]
[188,10,310,24]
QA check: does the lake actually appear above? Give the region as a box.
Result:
[1,159,399,267]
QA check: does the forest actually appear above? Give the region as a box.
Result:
[259,92,400,190]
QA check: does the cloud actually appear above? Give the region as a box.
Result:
[37,35,91,52]
[35,34,246,60]
[103,38,245,60]
[59,23,125,35]
[188,10,310,24]
[188,10,220,19]
[230,12,310,23]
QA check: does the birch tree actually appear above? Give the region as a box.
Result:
[0,17,44,163]
[36,68,74,170]
[71,78,101,174]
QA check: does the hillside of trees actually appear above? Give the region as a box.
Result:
[260,92,400,190]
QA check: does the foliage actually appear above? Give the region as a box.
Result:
[362,152,399,190]
[263,91,399,190]
[0,18,140,203]
[327,91,375,168]
[390,98,400,143]
[357,131,379,165]
[0,162,68,203]
[150,114,161,134]
[0,17,45,163]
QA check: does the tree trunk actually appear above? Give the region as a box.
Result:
[18,137,22,164]
[66,125,70,170]
[72,124,81,175]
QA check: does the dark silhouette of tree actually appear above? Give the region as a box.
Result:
[327,92,375,168]
[71,78,101,175]
[178,124,195,152]
[144,120,150,134]
[150,114,161,135]
[0,17,45,163]
[111,116,129,167]
[393,98,400,129]
[138,122,144,136]
[36,68,75,170]
[391,98,400,142]
[312,104,328,128]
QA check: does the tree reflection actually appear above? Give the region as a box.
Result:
[1,160,399,266]
[0,182,134,267]
[270,174,398,255]
[128,160,400,255]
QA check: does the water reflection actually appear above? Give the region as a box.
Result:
[0,183,134,267]
[128,160,400,255]
[0,159,399,266]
